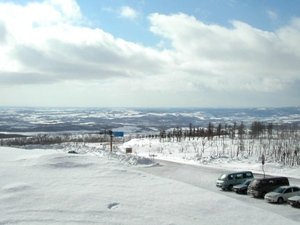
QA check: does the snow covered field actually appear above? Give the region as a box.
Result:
[1,142,300,225]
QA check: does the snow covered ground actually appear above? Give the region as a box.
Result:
[122,138,300,179]
[0,141,300,225]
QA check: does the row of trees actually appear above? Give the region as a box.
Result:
[153,121,297,141]
[0,133,112,146]
[1,121,299,167]
[143,121,299,167]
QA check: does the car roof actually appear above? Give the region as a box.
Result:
[278,185,299,189]
[228,171,252,174]
[254,176,288,180]
[279,186,290,189]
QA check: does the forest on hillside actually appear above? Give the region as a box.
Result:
[1,121,299,167]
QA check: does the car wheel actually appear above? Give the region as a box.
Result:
[277,197,284,204]
[228,185,233,191]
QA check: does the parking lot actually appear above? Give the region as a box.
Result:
[138,159,300,222]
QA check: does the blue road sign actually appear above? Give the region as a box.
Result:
[113,131,124,137]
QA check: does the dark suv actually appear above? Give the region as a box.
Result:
[247,177,289,198]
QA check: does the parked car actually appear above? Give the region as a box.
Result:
[216,171,253,191]
[247,177,289,198]
[264,186,300,203]
[232,179,253,194]
[287,195,300,208]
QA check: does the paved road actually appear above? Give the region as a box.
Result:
[136,159,300,222]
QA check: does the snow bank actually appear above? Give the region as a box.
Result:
[1,146,299,225]
[15,142,158,167]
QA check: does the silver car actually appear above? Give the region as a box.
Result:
[288,195,300,208]
[264,186,300,203]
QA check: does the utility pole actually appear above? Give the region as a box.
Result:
[262,154,265,178]
[109,130,113,152]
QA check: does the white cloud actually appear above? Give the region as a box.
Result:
[148,13,300,93]
[267,10,278,21]
[0,1,170,85]
[47,0,81,20]
[119,6,138,20]
[0,1,299,107]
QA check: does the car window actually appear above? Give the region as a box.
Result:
[269,179,275,184]
[261,180,267,185]
[245,172,253,178]
[236,174,243,179]
[293,187,300,192]
[277,179,283,185]
[228,174,233,180]
[278,178,288,185]
[245,180,251,185]
[274,179,280,185]
[285,188,292,193]
[274,187,285,193]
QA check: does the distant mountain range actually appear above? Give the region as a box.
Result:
[0,107,299,134]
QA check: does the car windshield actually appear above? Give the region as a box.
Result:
[218,174,227,180]
[244,180,252,185]
[273,187,285,193]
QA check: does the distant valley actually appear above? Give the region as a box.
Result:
[0,107,299,134]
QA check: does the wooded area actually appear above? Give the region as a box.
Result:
[1,121,299,167]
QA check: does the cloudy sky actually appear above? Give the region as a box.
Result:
[0,0,299,108]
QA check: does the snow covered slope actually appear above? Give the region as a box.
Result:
[0,146,299,225]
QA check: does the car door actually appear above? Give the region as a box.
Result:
[283,187,293,200]
[235,173,244,185]
[292,187,300,197]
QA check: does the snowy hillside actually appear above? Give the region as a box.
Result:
[121,138,300,179]
[1,145,300,225]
